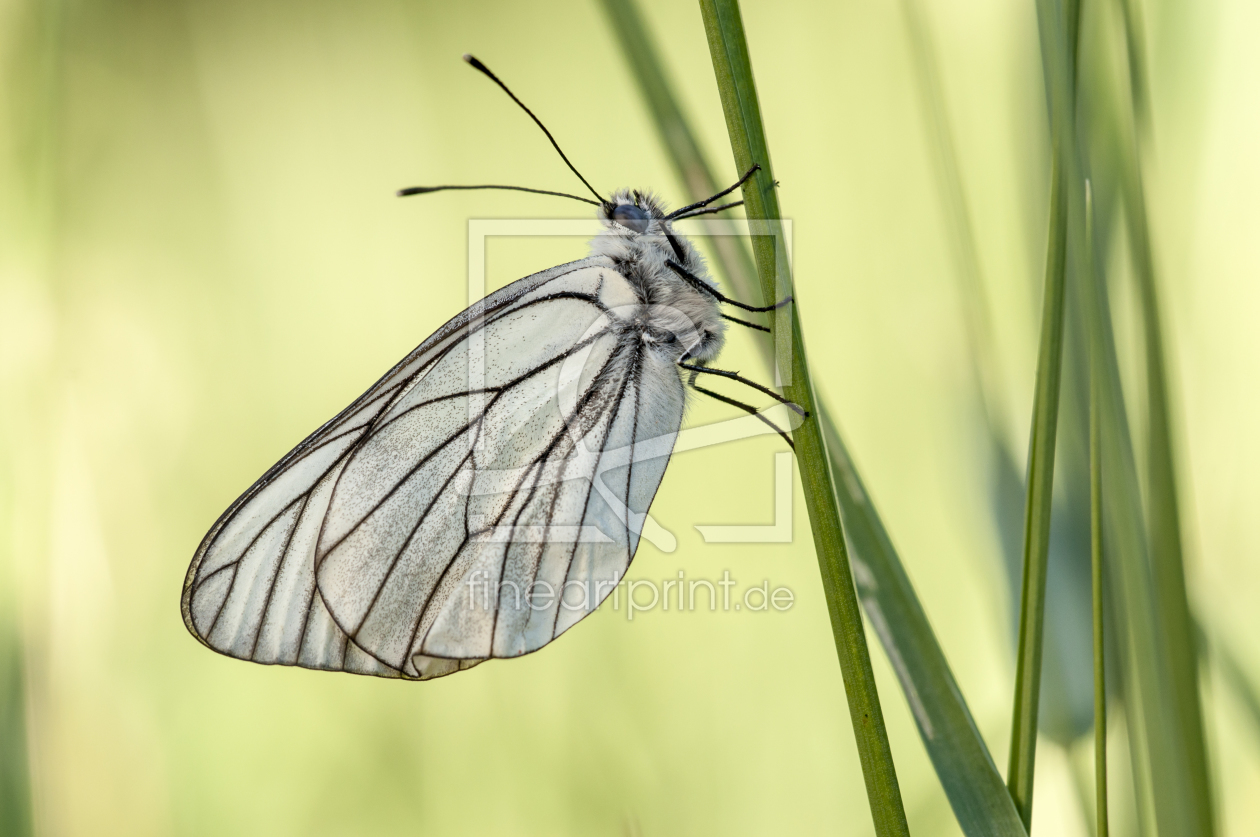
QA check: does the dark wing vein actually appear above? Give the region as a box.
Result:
[396,400,495,668]
[318,321,614,563]
[548,345,640,639]
[412,333,630,660]
[205,563,240,640]
[365,325,612,438]
[315,407,495,562]
[350,444,477,642]
[250,492,311,660]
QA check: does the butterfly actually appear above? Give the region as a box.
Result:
[181,55,801,681]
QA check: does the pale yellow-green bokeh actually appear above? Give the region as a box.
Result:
[1,1,1256,835]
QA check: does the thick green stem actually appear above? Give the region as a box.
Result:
[698,3,909,835]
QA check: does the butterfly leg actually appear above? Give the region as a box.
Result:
[689,381,796,450]
[720,312,769,333]
[678,361,808,417]
[664,260,793,313]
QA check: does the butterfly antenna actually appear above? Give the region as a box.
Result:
[396,183,599,206]
[462,54,606,205]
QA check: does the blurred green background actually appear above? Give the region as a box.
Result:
[1,0,1257,834]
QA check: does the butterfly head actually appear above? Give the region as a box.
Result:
[593,189,703,269]
[599,190,669,236]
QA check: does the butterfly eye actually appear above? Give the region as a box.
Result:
[612,204,650,234]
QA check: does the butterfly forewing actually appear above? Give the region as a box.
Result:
[183,256,686,680]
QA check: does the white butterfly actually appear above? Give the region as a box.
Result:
[181,56,798,681]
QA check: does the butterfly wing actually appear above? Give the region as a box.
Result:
[183,256,684,680]
[183,256,608,678]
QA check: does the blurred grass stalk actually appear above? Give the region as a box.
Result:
[601,0,1028,833]
[1006,0,1080,825]
[1086,182,1109,837]
[823,421,1030,836]
[898,0,1008,436]
[1,0,57,831]
[697,1,910,834]
[901,7,1119,828]
[1066,0,1217,832]
[900,5,1112,830]
[0,620,34,837]
[1109,9,1216,832]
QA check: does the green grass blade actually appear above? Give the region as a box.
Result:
[1081,198,1187,837]
[698,2,909,833]
[1066,2,1216,831]
[603,5,1026,832]
[1114,0,1150,138]
[1006,152,1068,831]
[1006,0,1081,825]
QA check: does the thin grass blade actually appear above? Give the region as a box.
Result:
[1006,0,1082,820]
[1006,151,1069,831]
[1086,183,1110,837]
